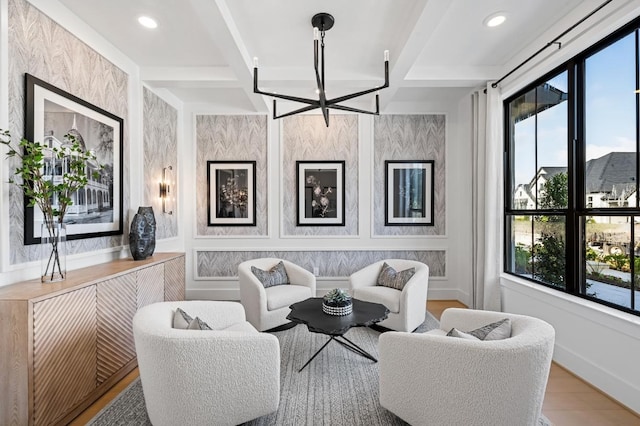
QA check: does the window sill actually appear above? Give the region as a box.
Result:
[500,273,640,337]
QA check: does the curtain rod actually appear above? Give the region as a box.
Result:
[491,0,614,88]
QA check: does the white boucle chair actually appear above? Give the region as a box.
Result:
[378,308,555,426]
[238,258,316,331]
[349,259,429,332]
[133,301,280,426]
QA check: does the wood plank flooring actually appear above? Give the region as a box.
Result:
[70,300,640,425]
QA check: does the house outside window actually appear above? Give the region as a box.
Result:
[504,18,640,316]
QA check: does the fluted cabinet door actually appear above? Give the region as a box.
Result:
[32,286,97,426]
[97,275,137,385]
[137,264,164,309]
[164,257,185,301]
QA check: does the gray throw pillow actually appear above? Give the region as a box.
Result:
[376,262,415,291]
[446,318,512,341]
[446,327,480,340]
[173,308,193,329]
[251,261,290,288]
[187,317,212,330]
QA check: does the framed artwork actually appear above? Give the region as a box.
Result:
[24,73,124,245]
[207,161,256,226]
[385,160,434,226]
[296,161,345,226]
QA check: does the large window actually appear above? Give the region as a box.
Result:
[504,20,640,315]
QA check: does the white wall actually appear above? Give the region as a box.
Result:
[181,96,474,302]
[0,0,182,287]
[497,1,640,415]
[502,276,640,414]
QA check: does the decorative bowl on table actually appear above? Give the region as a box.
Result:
[322,288,353,316]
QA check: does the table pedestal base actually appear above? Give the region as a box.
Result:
[298,334,377,372]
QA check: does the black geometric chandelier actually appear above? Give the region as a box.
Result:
[253,12,389,127]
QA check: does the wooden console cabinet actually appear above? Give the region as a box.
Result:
[0,253,185,426]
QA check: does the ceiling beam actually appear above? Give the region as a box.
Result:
[187,0,268,112]
[381,0,455,110]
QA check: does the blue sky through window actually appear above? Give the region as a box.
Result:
[513,32,636,188]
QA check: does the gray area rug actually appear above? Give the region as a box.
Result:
[88,312,552,425]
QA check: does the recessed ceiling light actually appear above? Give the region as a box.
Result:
[138,16,158,29]
[484,12,507,28]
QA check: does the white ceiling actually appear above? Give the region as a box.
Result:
[57,0,612,113]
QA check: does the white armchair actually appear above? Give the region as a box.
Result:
[133,301,280,426]
[349,259,429,332]
[379,308,555,426]
[238,258,316,331]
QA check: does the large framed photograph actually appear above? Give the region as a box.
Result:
[24,73,124,244]
[296,161,345,226]
[207,161,256,226]
[385,160,434,226]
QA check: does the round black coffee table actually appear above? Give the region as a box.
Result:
[286,297,389,372]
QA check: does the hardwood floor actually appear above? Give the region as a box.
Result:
[69,368,139,426]
[71,300,640,425]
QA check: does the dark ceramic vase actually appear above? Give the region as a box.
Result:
[129,206,156,260]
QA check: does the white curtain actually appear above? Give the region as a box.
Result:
[471,83,503,311]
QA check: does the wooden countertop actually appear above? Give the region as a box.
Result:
[0,252,184,302]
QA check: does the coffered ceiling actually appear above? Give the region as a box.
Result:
[56,0,627,113]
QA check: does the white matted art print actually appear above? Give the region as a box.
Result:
[25,73,124,244]
[385,160,434,226]
[207,161,256,226]
[296,161,345,226]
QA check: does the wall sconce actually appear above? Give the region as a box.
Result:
[159,166,173,215]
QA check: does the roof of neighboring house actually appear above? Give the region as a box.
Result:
[529,166,567,188]
[520,152,637,197]
[604,183,636,200]
[585,152,636,194]
[514,183,534,200]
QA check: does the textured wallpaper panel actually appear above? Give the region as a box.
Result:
[282,115,358,236]
[143,87,178,239]
[197,250,445,278]
[8,0,130,264]
[373,115,446,236]
[196,115,268,236]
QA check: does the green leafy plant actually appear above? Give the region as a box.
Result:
[323,288,351,307]
[603,253,629,271]
[1,129,103,280]
[539,172,568,209]
[533,232,565,288]
[514,244,532,274]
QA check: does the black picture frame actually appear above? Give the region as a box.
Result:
[24,73,124,245]
[385,160,434,226]
[296,161,345,226]
[207,161,257,226]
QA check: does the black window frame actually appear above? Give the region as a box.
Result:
[503,16,640,317]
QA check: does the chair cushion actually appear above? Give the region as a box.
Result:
[266,284,312,311]
[251,261,290,288]
[376,262,415,290]
[221,321,259,334]
[353,286,401,313]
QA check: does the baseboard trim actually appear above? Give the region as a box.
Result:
[553,343,640,415]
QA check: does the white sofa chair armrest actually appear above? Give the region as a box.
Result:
[283,260,316,294]
[348,262,382,291]
[397,264,429,329]
[238,261,269,323]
